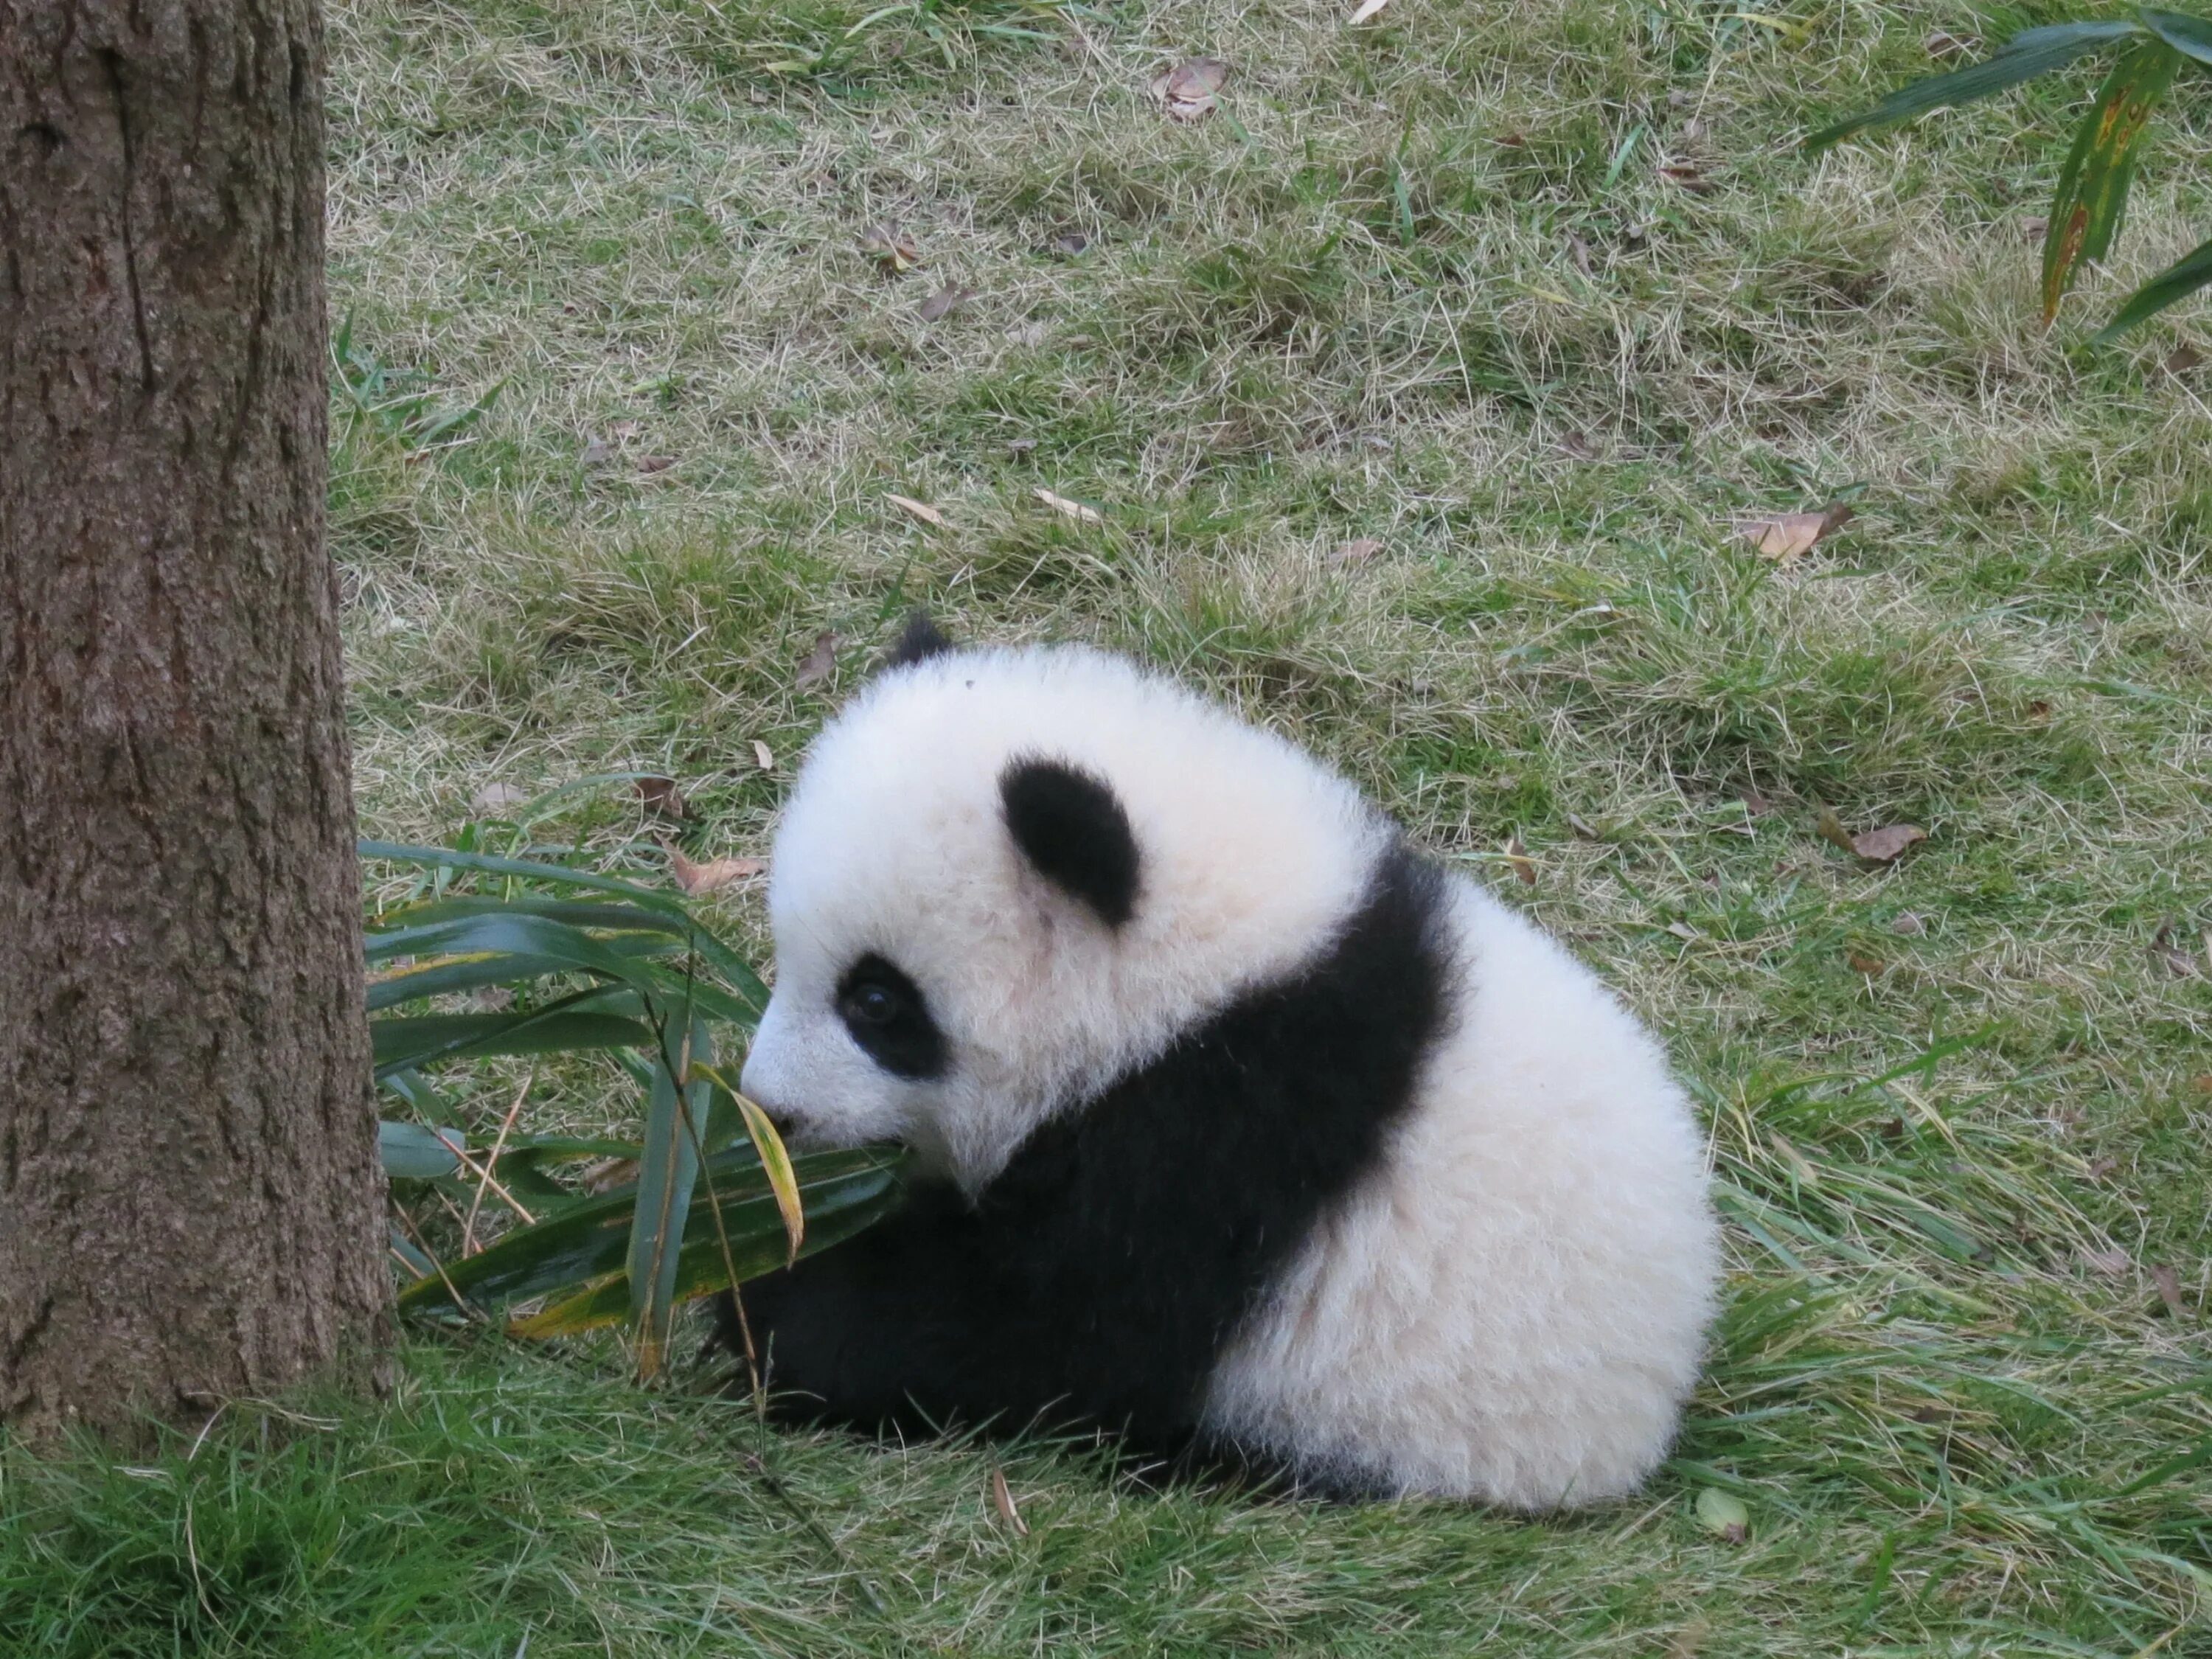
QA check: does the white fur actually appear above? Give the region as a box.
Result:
[742,642,1717,1506]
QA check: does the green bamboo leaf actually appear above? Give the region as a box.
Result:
[2138,7,2212,66]
[364,911,674,971]
[368,953,577,1010]
[2093,230,2212,338]
[359,838,678,907]
[2042,41,2182,321]
[1804,19,2143,150]
[509,1161,901,1335]
[395,1147,900,1314]
[371,1007,656,1077]
[380,1120,468,1180]
[375,893,688,936]
[627,1006,712,1377]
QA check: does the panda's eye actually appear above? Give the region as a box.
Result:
[844,981,901,1026]
[833,953,946,1080]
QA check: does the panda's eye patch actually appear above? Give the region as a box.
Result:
[835,953,945,1080]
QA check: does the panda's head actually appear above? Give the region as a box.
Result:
[737,621,1385,1190]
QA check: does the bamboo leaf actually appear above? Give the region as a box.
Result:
[2138,7,2212,66]
[360,838,677,906]
[2042,41,2182,321]
[371,1006,656,1077]
[395,1147,901,1315]
[1804,20,2142,150]
[627,1004,713,1377]
[380,1120,468,1180]
[2093,230,2212,338]
[376,894,688,936]
[697,1062,804,1264]
[509,1162,900,1335]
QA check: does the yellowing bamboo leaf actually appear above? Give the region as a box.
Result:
[858,223,921,273]
[886,493,947,527]
[1505,834,1537,886]
[1034,488,1103,524]
[751,740,775,772]
[695,1065,805,1267]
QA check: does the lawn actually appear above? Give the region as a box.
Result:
[6,0,2212,1652]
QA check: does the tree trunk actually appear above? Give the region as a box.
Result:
[0,0,391,1437]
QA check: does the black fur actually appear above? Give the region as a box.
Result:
[884,611,955,669]
[835,953,945,1080]
[717,843,1452,1464]
[1000,757,1141,928]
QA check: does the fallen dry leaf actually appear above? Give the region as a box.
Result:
[1349,0,1393,21]
[1738,503,1854,563]
[1567,812,1601,841]
[1567,233,1594,276]
[1814,807,1859,855]
[635,453,678,474]
[858,223,922,273]
[1850,824,1927,863]
[1494,130,1528,149]
[1658,161,1714,193]
[1924,29,1980,60]
[635,776,689,820]
[885,493,947,528]
[2150,923,2202,977]
[667,846,767,897]
[1846,950,1886,975]
[1034,487,1103,524]
[1889,911,1927,936]
[1153,56,1228,122]
[2020,215,2048,241]
[579,434,614,467]
[609,419,643,440]
[472,781,531,815]
[751,740,774,772]
[2152,1263,2189,1319]
[2080,1246,2131,1276]
[1050,232,1091,257]
[2165,343,2205,375]
[1555,430,1600,462]
[793,630,838,689]
[1666,921,1699,942]
[919,283,975,323]
[1505,835,1537,887]
[1740,787,1775,816]
[1329,537,1385,568]
[989,1467,1029,1535]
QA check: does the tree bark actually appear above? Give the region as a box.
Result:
[0,0,391,1437]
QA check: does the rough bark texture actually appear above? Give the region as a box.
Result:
[0,0,392,1437]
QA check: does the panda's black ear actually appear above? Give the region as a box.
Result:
[882,610,954,672]
[1001,757,1140,928]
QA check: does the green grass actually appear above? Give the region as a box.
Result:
[10,0,2212,1650]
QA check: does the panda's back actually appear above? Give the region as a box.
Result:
[1202,871,1718,1508]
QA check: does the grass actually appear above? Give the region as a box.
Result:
[7,0,2212,1650]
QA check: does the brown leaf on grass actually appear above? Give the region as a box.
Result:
[635,776,689,820]
[1923,29,1980,60]
[919,283,976,322]
[1846,950,1886,975]
[1034,487,1103,524]
[635,453,678,474]
[1153,57,1228,122]
[2152,1263,2189,1319]
[1505,835,1537,887]
[858,223,922,273]
[472,781,531,815]
[1851,824,1927,863]
[989,1467,1029,1534]
[1050,232,1091,257]
[1889,911,1927,936]
[2080,1246,2131,1276]
[793,630,838,689]
[609,419,643,440]
[1739,787,1775,816]
[579,434,615,467]
[1567,234,1594,276]
[1658,161,1714,193]
[2165,344,2205,375]
[1329,538,1385,568]
[751,740,774,772]
[2150,923,2202,977]
[2020,215,2049,241]
[885,493,947,528]
[1738,503,1853,563]
[1555,430,1600,462]
[667,846,767,896]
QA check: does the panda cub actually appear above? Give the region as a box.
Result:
[726,617,1717,1508]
